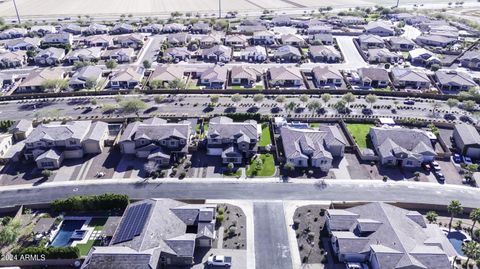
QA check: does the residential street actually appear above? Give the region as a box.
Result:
[254,202,292,269]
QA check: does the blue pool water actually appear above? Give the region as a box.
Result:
[446,231,467,256]
[50,220,85,247]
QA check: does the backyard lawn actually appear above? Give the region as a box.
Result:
[309,123,320,128]
[76,239,101,256]
[259,123,272,147]
[247,154,275,177]
[346,123,374,149]
[223,168,242,177]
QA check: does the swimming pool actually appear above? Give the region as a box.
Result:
[446,231,467,256]
[50,220,85,247]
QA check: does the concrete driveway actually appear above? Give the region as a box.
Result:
[191,248,246,269]
[254,202,292,269]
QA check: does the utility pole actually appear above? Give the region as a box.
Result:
[218,0,221,18]
[396,0,400,8]
[13,0,21,24]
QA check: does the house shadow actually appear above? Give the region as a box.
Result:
[0,161,43,182]
[377,165,424,181]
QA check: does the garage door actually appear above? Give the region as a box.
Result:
[207,148,222,156]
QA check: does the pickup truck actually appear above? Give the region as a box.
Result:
[207,255,232,266]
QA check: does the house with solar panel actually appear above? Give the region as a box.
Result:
[81,198,217,269]
[119,118,193,167]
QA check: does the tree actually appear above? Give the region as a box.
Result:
[227,162,234,171]
[231,93,243,105]
[446,98,459,112]
[105,59,118,70]
[462,100,476,111]
[430,64,440,71]
[284,162,295,172]
[144,161,160,176]
[431,102,442,115]
[462,241,480,266]
[149,80,163,90]
[321,93,331,104]
[120,98,147,114]
[299,95,309,104]
[470,208,480,236]
[153,95,164,104]
[307,100,321,113]
[167,78,186,89]
[465,164,479,177]
[85,77,97,90]
[210,95,219,105]
[275,96,286,108]
[142,60,151,69]
[365,94,378,109]
[426,211,438,223]
[447,200,463,232]
[90,98,97,106]
[254,158,263,172]
[284,101,296,112]
[253,94,264,103]
[0,219,21,246]
[342,92,356,107]
[41,169,53,178]
[41,79,68,92]
[333,100,347,113]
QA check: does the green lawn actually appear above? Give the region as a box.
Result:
[309,123,320,128]
[246,154,275,177]
[223,168,242,177]
[254,85,264,90]
[259,124,272,147]
[76,240,101,256]
[231,85,243,89]
[346,123,374,149]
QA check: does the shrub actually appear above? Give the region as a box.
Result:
[50,193,129,212]
[12,246,80,259]
[217,207,225,215]
[216,214,224,223]
[228,226,237,235]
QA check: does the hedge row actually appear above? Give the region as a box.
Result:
[50,193,129,212]
[12,246,80,259]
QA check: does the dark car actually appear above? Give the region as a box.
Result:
[460,115,474,124]
[362,108,373,115]
[403,100,415,105]
[434,171,445,182]
[444,113,456,121]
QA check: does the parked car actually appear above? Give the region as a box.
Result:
[362,108,373,115]
[345,262,369,269]
[463,156,473,165]
[460,115,474,124]
[431,161,441,171]
[207,255,232,266]
[453,154,461,163]
[444,113,456,121]
[403,100,415,105]
[422,163,432,171]
[435,171,445,182]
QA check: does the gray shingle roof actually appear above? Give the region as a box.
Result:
[26,120,91,143]
[435,70,477,87]
[370,127,436,159]
[208,116,258,141]
[454,124,480,146]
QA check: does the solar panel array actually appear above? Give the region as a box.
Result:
[113,203,152,244]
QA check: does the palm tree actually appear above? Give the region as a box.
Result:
[469,208,480,236]
[426,211,438,224]
[462,241,480,266]
[447,200,463,232]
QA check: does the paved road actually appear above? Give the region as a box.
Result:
[254,202,292,269]
[0,179,478,208]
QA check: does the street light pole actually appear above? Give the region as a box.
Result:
[218,0,221,18]
[13,0,21,24]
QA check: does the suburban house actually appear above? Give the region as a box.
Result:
[224,35,249,48]
[111,23,135,34]
[5,37,41,51]
[139,24,163,34]
[167,33,191,46]
[9,119,33,141]
[370,126,437,167]
[236,24,267,34]
[197,35,221,49]
[82,199,217,269]
[31,25,56,36]
[271,16,292,26]
[61,24,82,35]
[42,33,74,46]
[357,67,390,88]
[84,23,110,35]
[16,68,65,93]
[0,28,27,39]
[198,65,228,89]
[191,22,211,34]
[308,33,334,46]
[415,34,457,48]
[65,47,102,64]
[201,45,232,63]
[34,47,66,66]
[459,51,480,70]
[364,21,394,36]
[163,47,192,62]
[367,48,400,64]
[309,46,341,63]
[391,68,431,90]
[453,124,480,159]
[281,34,305,46]
[84,35,114,48]
[272,45,302,62]
[110,66,144,89]
[206,116,259,164]
[252,30,276,45]
[119,118,192,166]
[113,34,144,49]
[307,25,333,35]
[408,48,440,66]
[230,66,262,87]
[358,34,385,50]
[24,120,109,169]
[0,134,13,164]
[434,70,477,92]
[312,66,343,88]
[269,66,303,88]
[162,23,186,33]
[280,125,346,172]
[149,65,185,88]
[388,36,415,51]
[234,46,267,62]
[69,66,103,90]
[326,202,456,269]
[0,50,27,68]
[339,16,365,25]
[101,48,135,63]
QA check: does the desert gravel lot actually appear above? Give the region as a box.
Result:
[0,0,464,17]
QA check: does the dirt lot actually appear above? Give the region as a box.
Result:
[293,205,328,264]
[214,203,247,250]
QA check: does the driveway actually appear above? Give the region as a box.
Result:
[335,36,368,69]
[191,248,246,269]
[254,202,292,269]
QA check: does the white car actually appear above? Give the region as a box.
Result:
[345,262,369,269]
[207,255,232,266]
